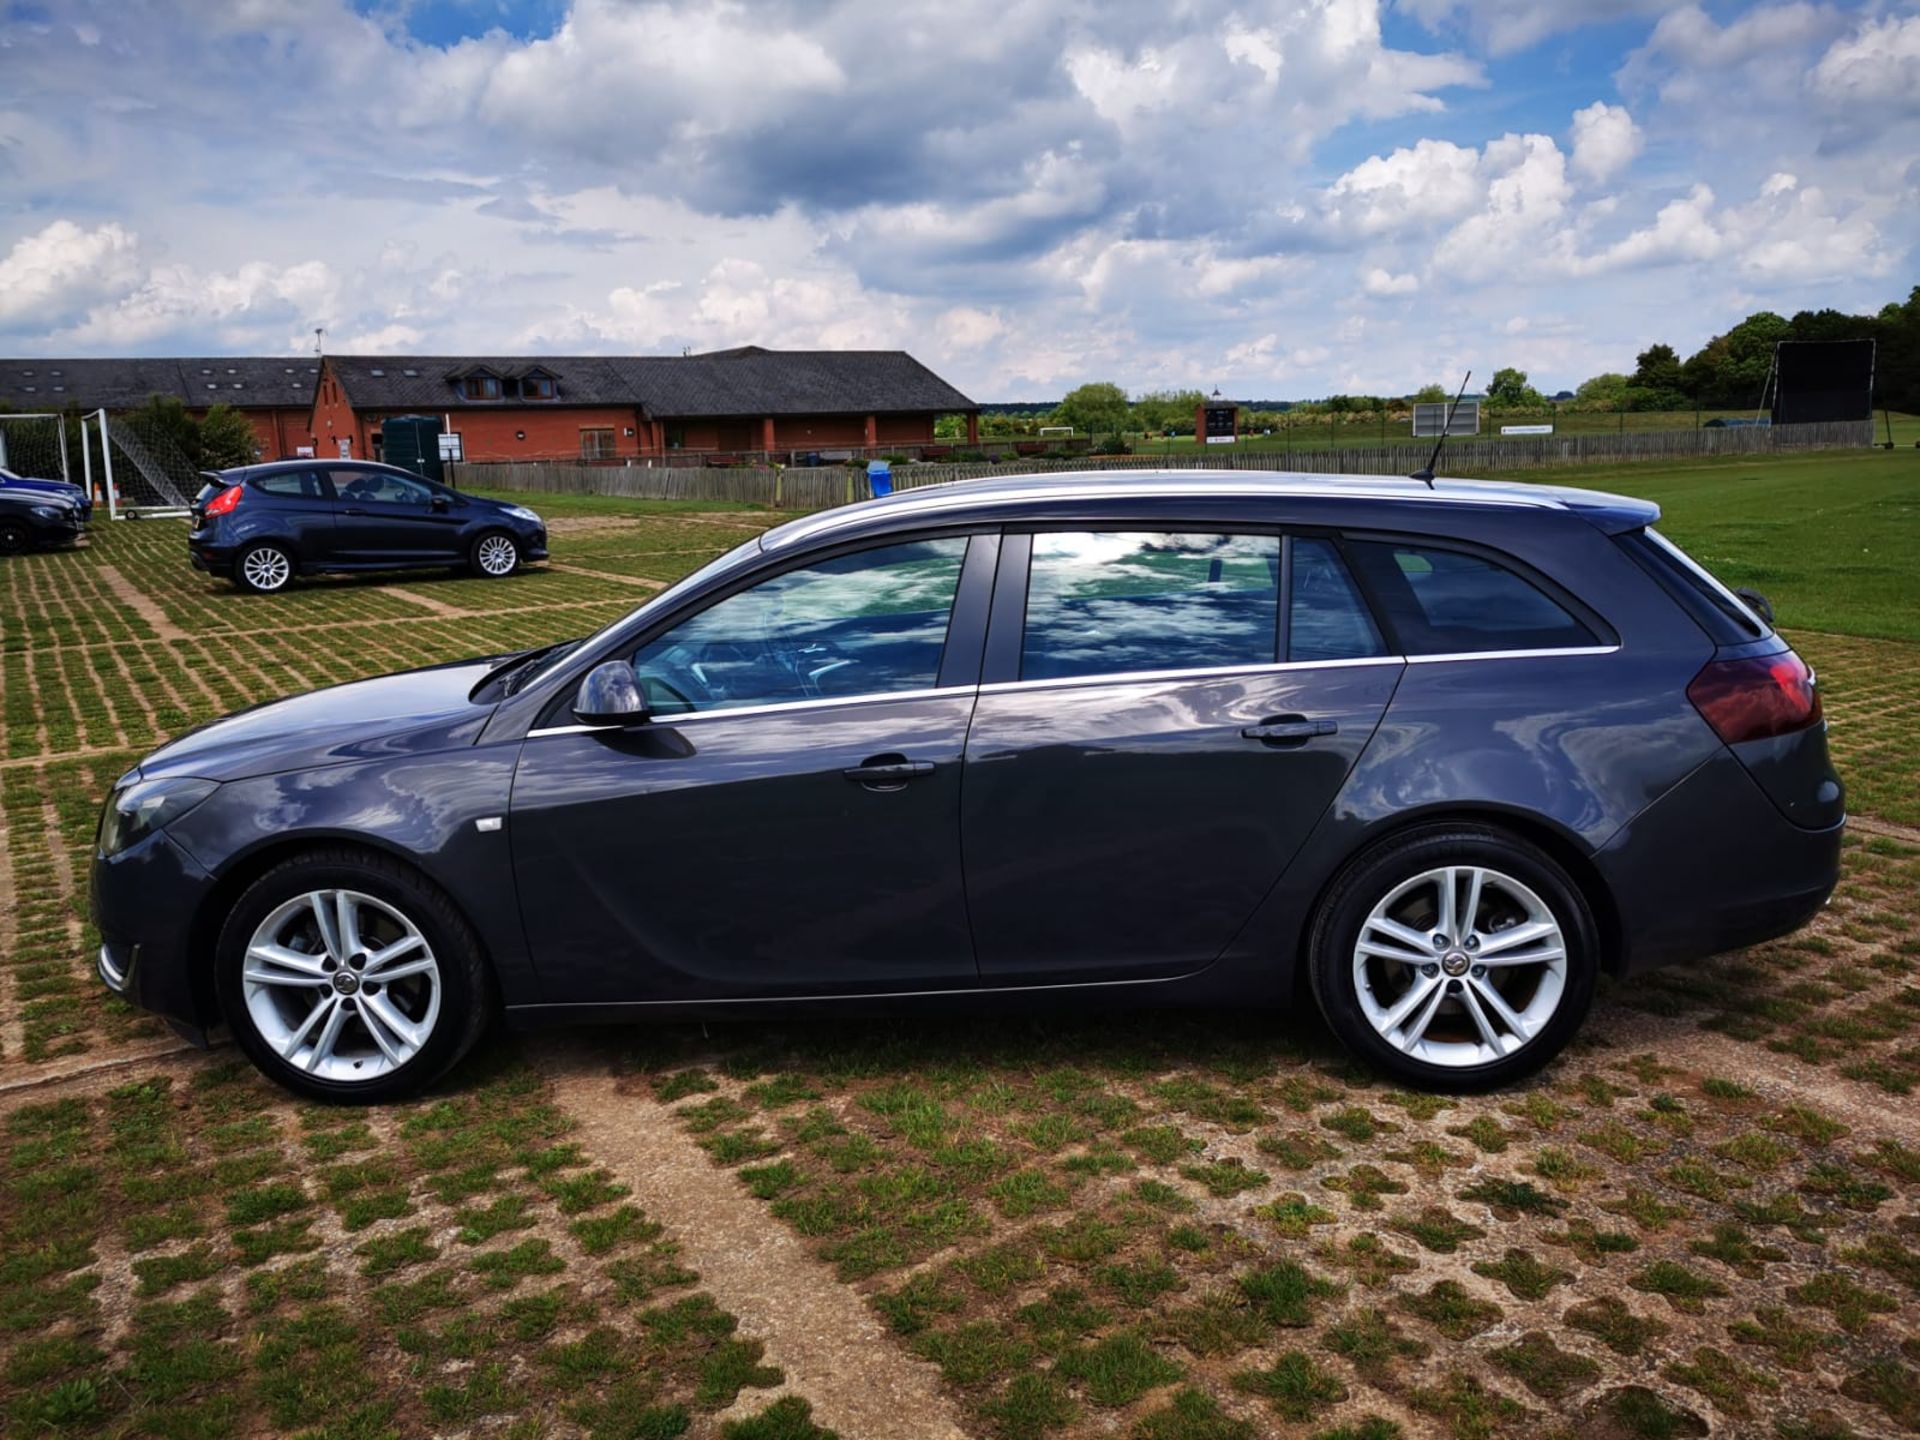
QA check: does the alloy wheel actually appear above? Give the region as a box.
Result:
[1350,865,1568,1068]
[242,547,292,591]
[477,535,517,575]
[242,888,441,1082]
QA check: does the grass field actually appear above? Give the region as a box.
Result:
[1,446,1917,1440]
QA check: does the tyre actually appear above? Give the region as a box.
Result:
[234,542,295,594]
[470,531,520,578]
[0,522,29,556]
[1307,823,1598,1091]
[214,847,493,1102]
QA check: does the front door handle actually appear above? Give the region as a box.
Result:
[341,507,366,515]
[1241,716,1339,746]
[843,755,936,790]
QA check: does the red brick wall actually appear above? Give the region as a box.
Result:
[876,414,934,445]
[774,416,867,448]
[444,408,643,463]
[310,367,362,459]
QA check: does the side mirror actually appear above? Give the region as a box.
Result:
[1734,586,1775,625]
[573,661,649,728]
[430,495,450,512]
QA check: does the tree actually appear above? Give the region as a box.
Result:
[1130,388,1205,435]
[199,404,260,469]
[1054,382,1130,438]
[1631,344,1684,394]
[1486,367,1544,410]
[1572,373,1631,411]
[1409,383,1448,405]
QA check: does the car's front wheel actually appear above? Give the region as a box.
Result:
[1308,824,1597,1091]
[0,521,30,556]
[214,848,491,1102]
[234,542,295,594]
[470,531,520,578]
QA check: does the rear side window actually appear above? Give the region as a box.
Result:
[1289,538,1385,661]
[1021,532,1279,681]
[1345,540,1599,655]
[1617,528,1769,644]
[251,470,329,499]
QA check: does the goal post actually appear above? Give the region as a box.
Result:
[0,412,75,488]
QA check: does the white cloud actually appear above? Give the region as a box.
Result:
[0,221,142,327]
[1362,268,1419,296]
[937,307,1006,350]
[1575,184,1722,274]
[1323,139,1484,236]
[1430,133,1575,281]
[1809,13,1920,113]
[1569,101,1642,185]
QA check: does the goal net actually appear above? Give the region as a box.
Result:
[0,412,73,488]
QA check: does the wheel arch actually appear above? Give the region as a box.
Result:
[187,832,499,1028]
[1291,803,1625,997]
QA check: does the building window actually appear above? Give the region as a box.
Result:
[524,376,556,399]
[665,427,685,449]
[462,375,502,400]
[580,428,617,460]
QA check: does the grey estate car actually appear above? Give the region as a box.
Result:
[94,472,1843,1101]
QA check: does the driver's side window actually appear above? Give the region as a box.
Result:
[630,538,969,715]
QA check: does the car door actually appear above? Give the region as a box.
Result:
[245,468,341,560]
[330,468,463,562]
[962,529,1404,986]
[507,532,997,1004]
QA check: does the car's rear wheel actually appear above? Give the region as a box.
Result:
[1308,824,1597,1091]
[234,542,294,594]
[0,522,29,556]
[471,531,520,578]
[214,848,491,1102]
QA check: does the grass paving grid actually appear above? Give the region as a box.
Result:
[0,475,1916,1438]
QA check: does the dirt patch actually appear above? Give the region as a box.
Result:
[382,586,471,618]
[539,1038,973,1440]
[98,563,188,642]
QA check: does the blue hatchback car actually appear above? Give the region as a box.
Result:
[100,471,1841,1100]
[188,460,548,593]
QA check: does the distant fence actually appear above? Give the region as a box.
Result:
[451,419,1874,512]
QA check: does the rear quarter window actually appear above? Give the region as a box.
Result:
[1344,540,1601,655]
[1616,528,1769,645]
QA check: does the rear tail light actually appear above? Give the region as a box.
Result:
[204,484,243,517]
[1687,651,1821,746]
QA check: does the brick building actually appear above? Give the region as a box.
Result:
[313,348,978,464]
[0,348,979,465]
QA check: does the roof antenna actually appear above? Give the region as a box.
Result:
[1411,369,1470,489]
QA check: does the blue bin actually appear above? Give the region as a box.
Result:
[866,460,893,498]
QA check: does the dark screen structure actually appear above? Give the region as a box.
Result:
[1772,339,1875,424]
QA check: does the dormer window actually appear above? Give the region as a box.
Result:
[523,375,555,399]
[462,375,502,400]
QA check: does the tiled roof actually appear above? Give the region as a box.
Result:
[0,357,322,411]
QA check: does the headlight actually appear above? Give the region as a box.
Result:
[503,505,541,522]
[32,504,65,520]
[98,776,219,858]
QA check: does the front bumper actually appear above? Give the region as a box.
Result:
[1595,749,1843,976]
[92,829,220,1043]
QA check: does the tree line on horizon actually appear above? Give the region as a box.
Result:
[976,284,1920,437]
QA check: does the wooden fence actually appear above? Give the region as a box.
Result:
[451,419,1874,512]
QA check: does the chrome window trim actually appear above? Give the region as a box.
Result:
[523,646,1622,737]
[1404,644,1621,665]
[526,684,975,737]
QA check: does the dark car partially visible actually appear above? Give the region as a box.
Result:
[0,486,86,555]
[188,459,548,593]
[0,466,93,523]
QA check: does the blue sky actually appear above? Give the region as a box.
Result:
[1,1,1914,399]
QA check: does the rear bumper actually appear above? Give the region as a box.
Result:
[1595,749,1843,976]
[92,830,220,1039]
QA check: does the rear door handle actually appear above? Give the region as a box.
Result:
[842,756,936,789]
[1241,717,1339,745]
[341,507,366,515]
